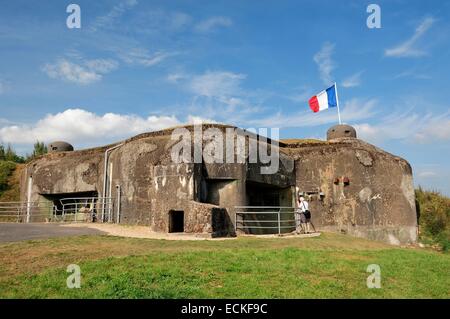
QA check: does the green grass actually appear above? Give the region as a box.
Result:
[0,233,448,298]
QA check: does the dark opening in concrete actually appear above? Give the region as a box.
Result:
[42,191,98,213]
[169,210,184,233]
[246,181,281,206]
[202,179,234,206]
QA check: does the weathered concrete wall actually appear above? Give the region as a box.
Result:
[20,125,287,235]
[19,148,105,222]
[202,178,245,226]
[20,124,418,243]
[286,138,417,244]
[20,149,103,201]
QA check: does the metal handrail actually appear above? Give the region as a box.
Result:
[0,201,54,223]
[236,219,296,223]
[234,206,296,209]
[0,196,116,223]
[234,211,294,214]
[235,206,298,235]
[238,226,296,229]
[57,197,114,223]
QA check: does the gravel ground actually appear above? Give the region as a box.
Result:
[0,223,106,242]
[59,223,229,240]
[0,222,320,242]
[62,223,320,240]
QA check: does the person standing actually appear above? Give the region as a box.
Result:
[298,196,316,234]
[295,197,307,234]
[295,195,307,234]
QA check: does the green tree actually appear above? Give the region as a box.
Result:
[5,144,24,163]
[4,144,15,162]
[32,141,48,158]
[0,160,16,194]
[0,144,5,161]
[0,143,25,163]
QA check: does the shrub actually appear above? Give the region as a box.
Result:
[416,187,450,252]
[0,160,17,194]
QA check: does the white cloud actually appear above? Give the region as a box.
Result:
[188,71,246,98]
[42,59,118,85]
[118,48,173,67]
[166,72,188,83]
[385,17,435,57]
[125,9,192,35]
[0,118,14,125]
[286,86,313,103]
[0,109,219,148]
[313,42,336,85]
[393,70,432,80]
[354,111,450,144]
[84,59,119,73]
[249,98,377,128]
[417,171,437,178]
[166,70,264,123]
[415,114,450,142]
[0,109,182,147]
[194,16,233,33]
[186,115,217,125]
[90,0,138,31]
[342,71,364,88]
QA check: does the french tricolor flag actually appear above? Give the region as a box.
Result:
[308,84,338,113]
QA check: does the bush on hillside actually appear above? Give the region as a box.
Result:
[0,144,25,163]
[416,187,450,252]
[0,160,17,195]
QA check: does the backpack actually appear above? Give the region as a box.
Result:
[304,210,311,219]
[302,202,311,219]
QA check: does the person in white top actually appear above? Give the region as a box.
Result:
[297,195,316,234]
[295,195,306,234]
[298,196,309,212]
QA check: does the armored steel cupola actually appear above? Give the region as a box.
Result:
[47,141,74,153]
[326,124,357,141]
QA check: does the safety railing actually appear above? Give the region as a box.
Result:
[55,197,115,223]
[0,201,54,223]
[0,197,116,223]
[235,206,298,235]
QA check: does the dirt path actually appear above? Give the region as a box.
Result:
[0,222,321,243]
[60,222,225,240]
[61,223,322,240]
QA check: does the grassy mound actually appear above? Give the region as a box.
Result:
[0,233,448,298]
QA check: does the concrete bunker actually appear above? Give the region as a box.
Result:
[20,123,418,244]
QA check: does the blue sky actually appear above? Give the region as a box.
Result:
[0,0,449,195]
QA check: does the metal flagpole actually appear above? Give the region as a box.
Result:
[334,82,342,125]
